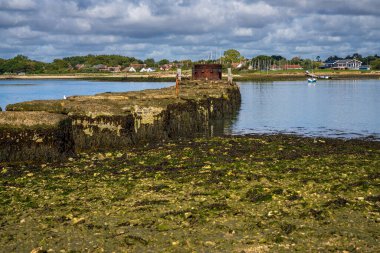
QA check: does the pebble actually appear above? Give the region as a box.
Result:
[204,241,216,247]
[72,217,85,225]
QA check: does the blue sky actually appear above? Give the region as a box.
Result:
[0,0,379,61]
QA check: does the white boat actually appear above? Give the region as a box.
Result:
[308,78,317,83]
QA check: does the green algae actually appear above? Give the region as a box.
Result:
[0,135,379,252]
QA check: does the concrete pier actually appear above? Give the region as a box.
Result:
[0,80,240,162]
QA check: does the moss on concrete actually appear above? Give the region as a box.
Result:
[0,112,68,128]
[0,81,240,160]
[4,81,241,154]
[0,112,74,162]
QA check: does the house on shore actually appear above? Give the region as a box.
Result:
[140,67,156,73]
[122,67,137,72]
[75,64,86,70]
[231,62,244,69]
[270,64,282,71]
[160,64,173,71]
[283,64,303,70]
[93,64,108,71]
[321,59,362,70]
[130,64,146,71]
[92,64,122,72]
[332,59,362,70]
[107,66,121,72]
[320,60,335,69]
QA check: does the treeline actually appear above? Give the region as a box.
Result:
[325,53,380,65]
[1,51,380,74]
[0,54,176,74]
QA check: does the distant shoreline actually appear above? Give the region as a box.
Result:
[1,71,380,82]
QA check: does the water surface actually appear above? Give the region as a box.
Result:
[230,80,380,139]
[0,79,172,110]
[1,79,379,140]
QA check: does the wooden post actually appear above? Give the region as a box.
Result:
[227,68,233,84]
[176,69,181,98]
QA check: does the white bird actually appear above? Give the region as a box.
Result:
[63,95,67,100]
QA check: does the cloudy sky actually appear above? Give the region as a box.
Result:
[1,0,379,61]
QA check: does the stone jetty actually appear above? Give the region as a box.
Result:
[0,80,240,162]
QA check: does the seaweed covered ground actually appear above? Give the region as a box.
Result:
[0,135,379,252]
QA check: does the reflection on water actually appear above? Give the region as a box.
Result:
[228,80,380,140]
[0,79,172,110]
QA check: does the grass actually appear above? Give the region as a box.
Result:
[1,134,379,252]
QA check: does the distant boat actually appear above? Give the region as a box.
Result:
[308,78,317,83]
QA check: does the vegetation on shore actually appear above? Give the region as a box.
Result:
[1,135,379,252]
[1,52,380,75]
[1,69,380,82]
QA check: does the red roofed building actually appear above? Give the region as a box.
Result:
[283,64,303,70]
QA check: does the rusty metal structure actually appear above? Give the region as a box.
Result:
[192,64,222,80]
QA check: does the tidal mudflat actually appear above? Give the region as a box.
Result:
[1,135,379,252]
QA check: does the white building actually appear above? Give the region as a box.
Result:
[332,59,362,70]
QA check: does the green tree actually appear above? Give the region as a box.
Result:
[271,55,286,61]
[0,58,6,74]
[370,59,380,70]
[1,55,31,73]
[223,49,243,64]
[290,57,302,64]
[51,59,71,69]
[158,59,170,65]
[301,59,312,69]
[144,58,155,67]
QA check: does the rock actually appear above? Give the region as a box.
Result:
[204,241,216,247]
[184,212,193,219]
[30,247,47,253]
[72,217,85,225]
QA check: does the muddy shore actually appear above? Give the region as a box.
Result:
[1,134,379,252]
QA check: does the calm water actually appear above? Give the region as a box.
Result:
[0,79,172,110]
[0,79,379,140]
[230,80,380,139]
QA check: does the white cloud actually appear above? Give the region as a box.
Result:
[6,25,44,39]
[0,0,379,61]
[0,0,36,10]
[234,28,254,37]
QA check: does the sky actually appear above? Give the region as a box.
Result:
[0,0,379,62]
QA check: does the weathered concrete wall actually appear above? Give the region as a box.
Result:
[2,81,240,161]
[0,112,74,162]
